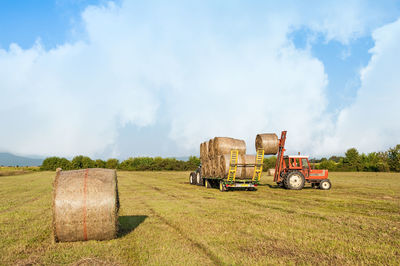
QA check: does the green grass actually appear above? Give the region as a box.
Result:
[0,171,399,265]
[0,166,39,176]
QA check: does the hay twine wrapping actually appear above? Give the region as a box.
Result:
[52,168,119,242]
[255,133,279,155]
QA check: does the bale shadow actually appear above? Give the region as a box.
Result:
[118,215,147,237]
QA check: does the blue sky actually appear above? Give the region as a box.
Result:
[1,1,400,159]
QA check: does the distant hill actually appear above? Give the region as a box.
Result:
[0,153,43,166]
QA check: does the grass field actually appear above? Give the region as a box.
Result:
[0,166,39,177]
[0,171,399,265]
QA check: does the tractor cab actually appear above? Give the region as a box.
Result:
[283,155,311,179]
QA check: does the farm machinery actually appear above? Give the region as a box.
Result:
[273,131,331,190]
[190,130,331,191]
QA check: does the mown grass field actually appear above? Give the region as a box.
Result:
[0,171,399,265]
[0,166,39,177]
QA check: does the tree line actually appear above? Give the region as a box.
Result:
[262,145,400,172]
[40,145,400,172]
[40,155,201,171]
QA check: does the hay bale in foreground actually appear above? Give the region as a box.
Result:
[53,168,119,242]
[255,133,279,154]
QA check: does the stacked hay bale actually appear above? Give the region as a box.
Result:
[200,137,256,179]
[199,133,280,179]
[53,168,119,242]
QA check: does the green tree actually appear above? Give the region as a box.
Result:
[343,148,361,171]
[263,156,277,171]
[94,159,106,168]
[186,156,200,170]
[318,160,337,171]
[106,158,119,169]
[71,155,95,169]
[40,157,71,171]
[388,144,400,172]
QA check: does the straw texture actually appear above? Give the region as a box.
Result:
[53,168,119,242]
[255,133,279,155]
[213,137,246,156]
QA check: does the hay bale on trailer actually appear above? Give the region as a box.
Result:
[240,155,257,179]
[219,154,244,178]
[204,141,209,160]
[53,168,119,242]
[255,133,279,155]
[213,137,246,156]
[208,139,215,159]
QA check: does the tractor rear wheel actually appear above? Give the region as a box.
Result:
[284,171,305,190]
[319,179,331,190]
[189,172,196,185]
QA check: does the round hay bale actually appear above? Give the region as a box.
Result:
[241,155,257,179]
[204,141,209,160]
[255,133,279,155]
[200,142,204,161]
[208,139,214,159]
[214,155,224,178]
[267,168,276,176]
[220,154,244,178]
[209,159,215,176]
[213,137,246,156]
[53,168,119,242]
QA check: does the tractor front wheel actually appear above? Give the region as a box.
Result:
[205,179,211,188]
[284,171,305,190]
[319,179,331,190]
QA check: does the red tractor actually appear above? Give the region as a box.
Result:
[274,131,331,190]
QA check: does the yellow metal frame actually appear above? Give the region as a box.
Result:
[227,150,239,182]
[252,149,265,181]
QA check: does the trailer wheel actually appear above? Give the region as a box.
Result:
[284,171,305,190]
[189,172,196,185]
[196,172,203,186]
[205,179,211,188]
[319,179,331,190]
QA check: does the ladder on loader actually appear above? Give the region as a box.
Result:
[252,149,265,181]
[227,149,239,182]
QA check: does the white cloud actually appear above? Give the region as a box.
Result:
[0,1,398,158]
[317,18,400,155]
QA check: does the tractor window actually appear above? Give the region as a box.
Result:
[302,158,309,168]
[295,158,300,167]
[284,158,289,168]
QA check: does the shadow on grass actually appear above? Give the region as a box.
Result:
[265,184,318,190]
[118,215,148,237]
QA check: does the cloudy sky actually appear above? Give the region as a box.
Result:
[1,0,399,159]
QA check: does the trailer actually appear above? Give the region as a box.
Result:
[189,149,265,192]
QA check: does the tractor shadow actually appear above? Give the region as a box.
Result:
[265,184,316,190]
[118,215,148,237]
